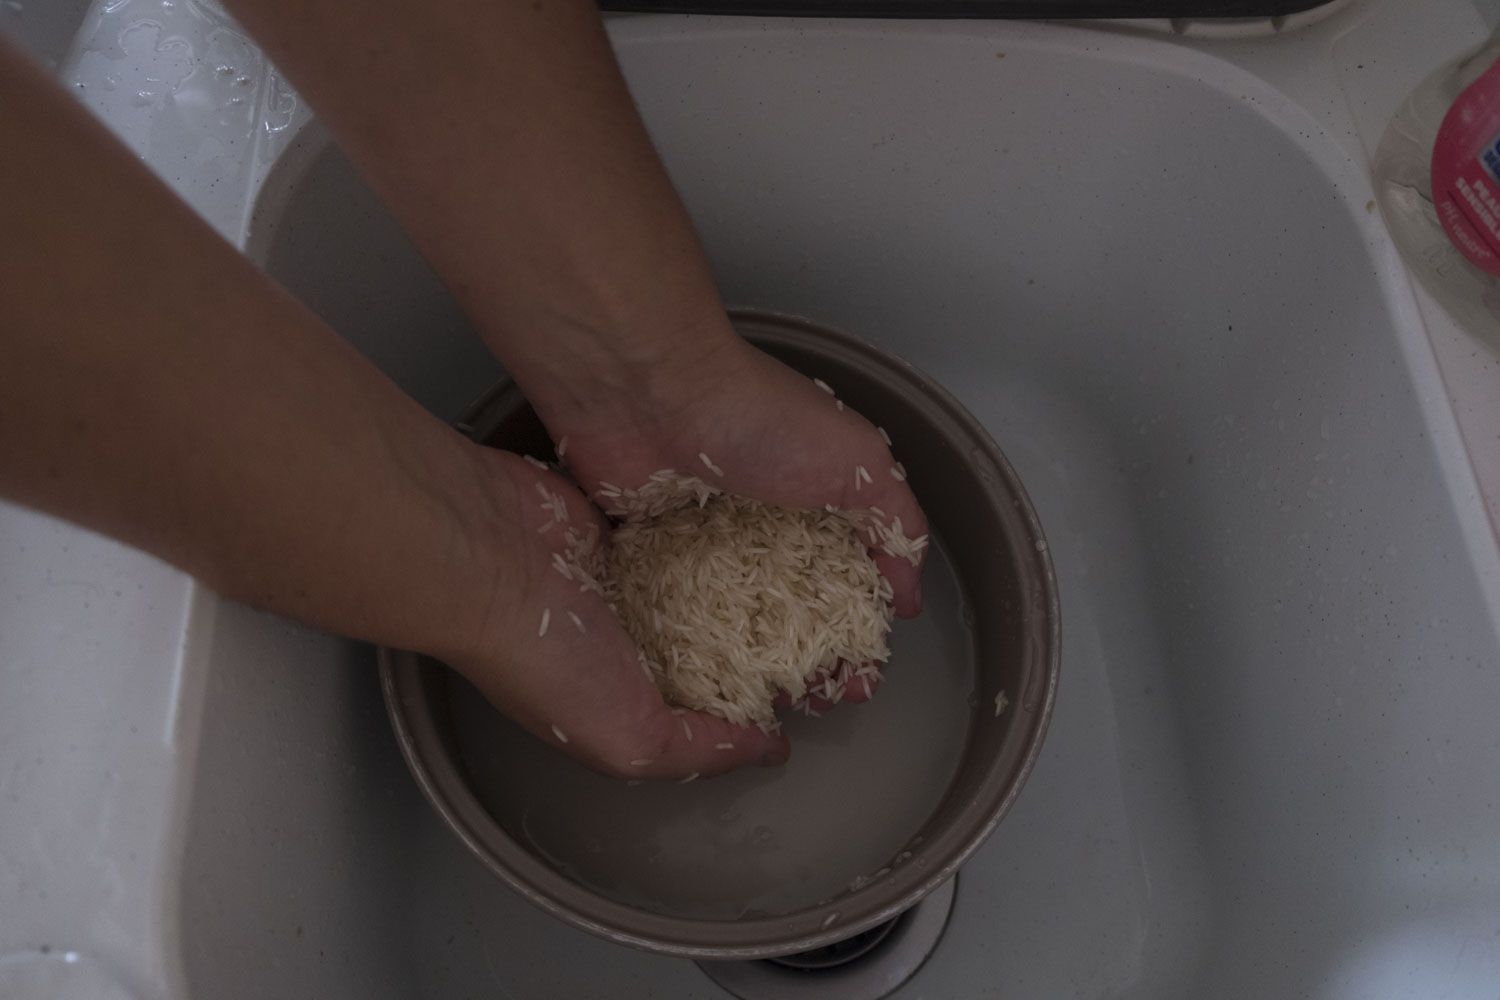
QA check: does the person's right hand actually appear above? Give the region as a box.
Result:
[445,448,790,780]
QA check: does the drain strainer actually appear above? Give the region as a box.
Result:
[697,878,957,1000]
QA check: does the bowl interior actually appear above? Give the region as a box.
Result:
[382,311,1057,957]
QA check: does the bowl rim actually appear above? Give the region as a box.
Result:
[379,308,1060,959]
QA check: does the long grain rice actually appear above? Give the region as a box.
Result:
[603,473,899,726]
[549,470,922,726]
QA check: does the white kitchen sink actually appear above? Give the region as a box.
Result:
[4,5,1500,999]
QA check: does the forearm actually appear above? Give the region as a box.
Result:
[0,42,517,662]
[219,0,736,432]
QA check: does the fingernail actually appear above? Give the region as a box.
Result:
[759,747,789,768]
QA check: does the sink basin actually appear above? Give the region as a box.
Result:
[5,9,1498,1000]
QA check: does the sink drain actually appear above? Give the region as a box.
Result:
[697,878,956,1000]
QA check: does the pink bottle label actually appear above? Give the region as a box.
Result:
[1432,56,1500,277]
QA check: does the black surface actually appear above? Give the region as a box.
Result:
[601,0,1326,16]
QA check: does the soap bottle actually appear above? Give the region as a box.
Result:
[1374,33,1500,351]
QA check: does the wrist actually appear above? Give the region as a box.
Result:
[493,301,747,437]
[400,442,534,665]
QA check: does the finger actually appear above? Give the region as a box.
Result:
[775,662,883,716]
[875,551,923,618]
[843,426,929,619]
[636,710,790,780]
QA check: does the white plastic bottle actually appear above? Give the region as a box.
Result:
[1374,33,1500,351]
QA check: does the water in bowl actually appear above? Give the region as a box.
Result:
[447,537,976,920]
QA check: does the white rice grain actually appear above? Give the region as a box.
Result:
[890,463,907,482]
[678,772,700,784]
[567,610,585,633]
[556,436,568,459]
[629,758,654,767]
[813,378,834,395]
[994,689,1010,717]
[524,455,549,470]
[538,608,551,637]
[551,724,568,743]
[698,452,724,477]
[715,742,735,750]
[877,426,892,446]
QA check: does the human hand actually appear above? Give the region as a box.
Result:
[540,324,930,711]
[447,449,790,780]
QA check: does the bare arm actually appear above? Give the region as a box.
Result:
[219,0,729,433]
[0,39,786,776]
[0,0,923,776]
[220,0,928,611]
[0,40,505,661]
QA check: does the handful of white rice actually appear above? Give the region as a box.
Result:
[560,471,919,728]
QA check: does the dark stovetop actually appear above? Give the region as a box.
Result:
[600,0,1329,18]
